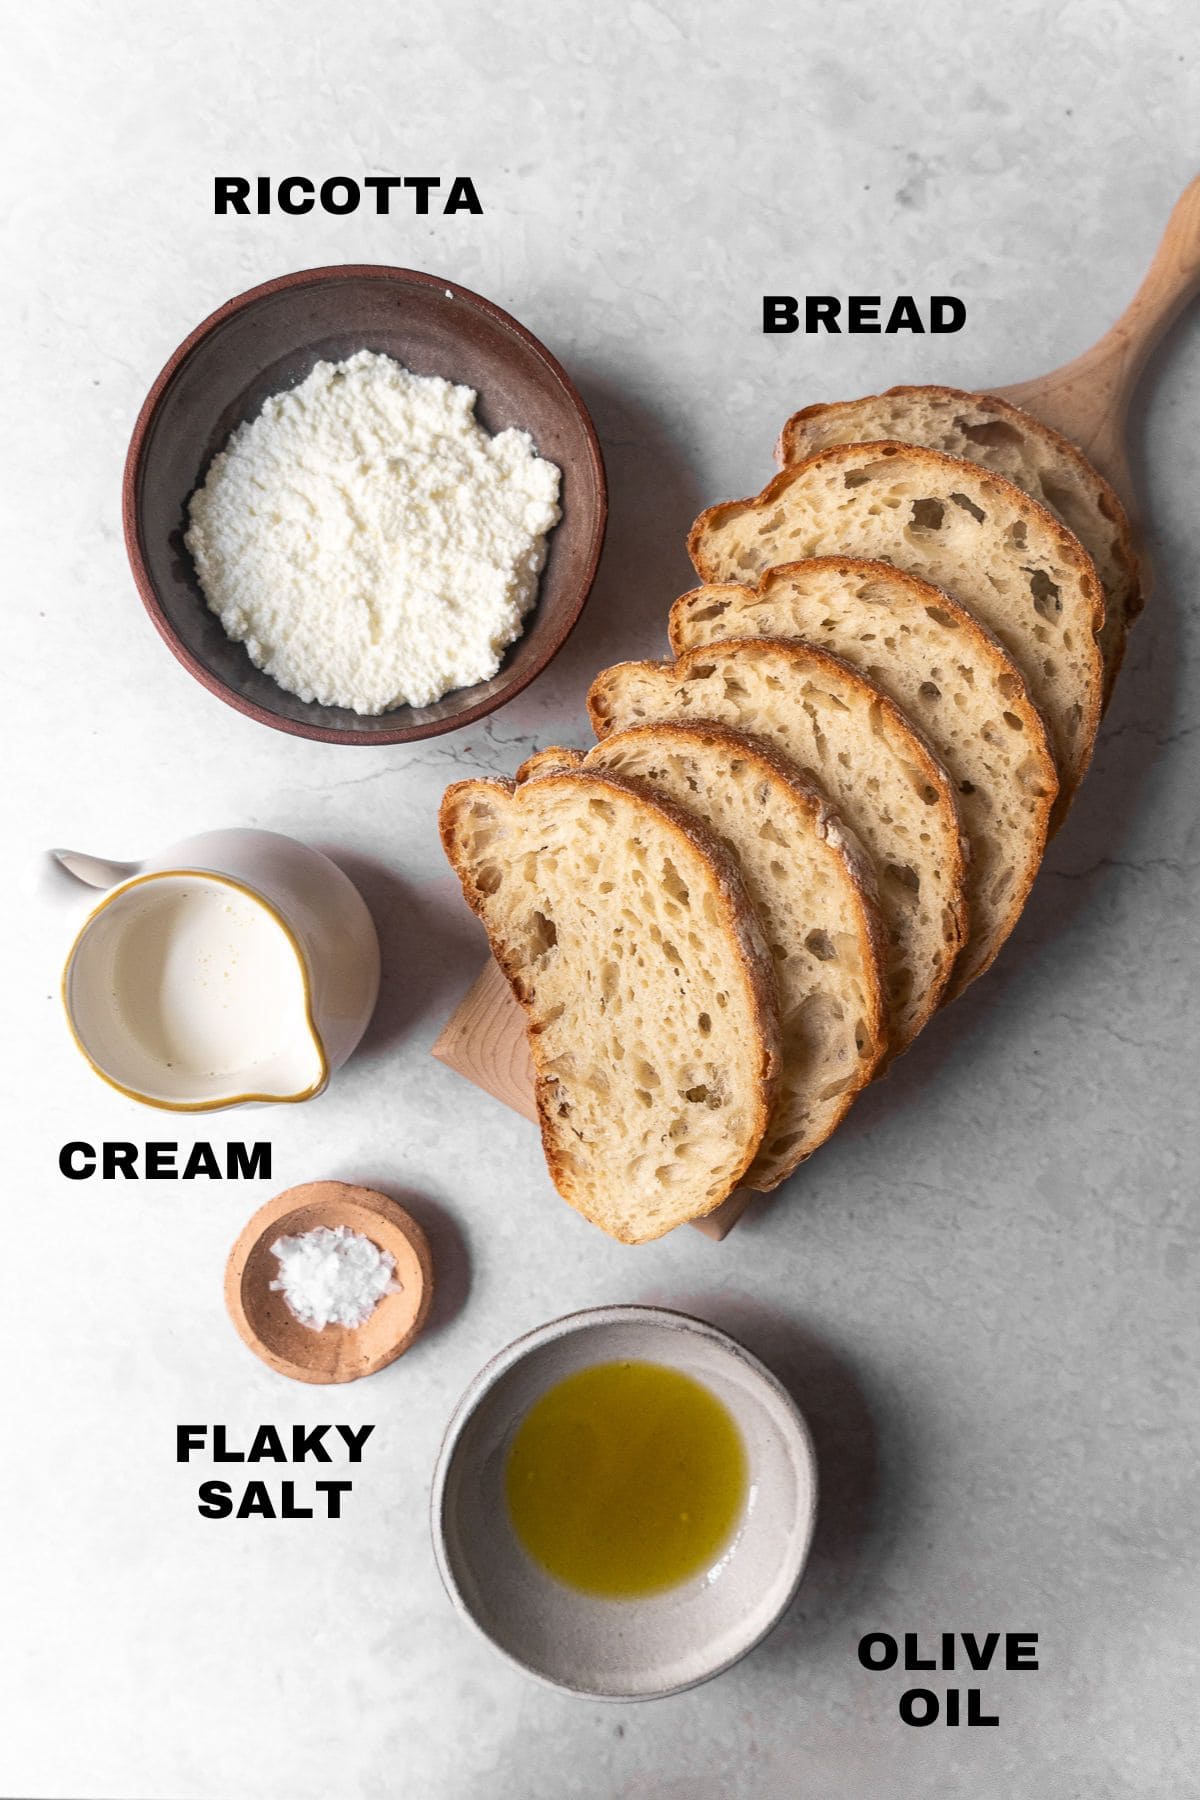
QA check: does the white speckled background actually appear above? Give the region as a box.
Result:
[3,3,1199,1796]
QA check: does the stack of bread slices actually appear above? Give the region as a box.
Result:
[440,385,1140,1244]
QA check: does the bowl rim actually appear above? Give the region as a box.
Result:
[224,1181,435,1384]
[429,1303,818,1702]
[121,262,608,745]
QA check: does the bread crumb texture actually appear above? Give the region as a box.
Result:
[572,723,887,1188]
[670,561,1057,994]
[439,773,781,1241]
[689,441,1103,806]
[777,386,1139,700]
[588,639,966,1055]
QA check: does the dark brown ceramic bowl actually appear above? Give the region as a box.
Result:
[123,266,607,743]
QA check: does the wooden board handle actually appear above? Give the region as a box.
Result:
[1106,174,1200,382]
[1000,175,1200,473]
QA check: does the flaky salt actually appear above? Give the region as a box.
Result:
[270,1225,400,1331]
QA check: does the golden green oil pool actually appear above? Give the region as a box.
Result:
[504,1359,748,1598]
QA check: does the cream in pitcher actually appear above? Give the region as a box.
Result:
[53,829,380,1110]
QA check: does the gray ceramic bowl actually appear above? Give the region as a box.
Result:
[431,1305,817,1700]
[123,265,607,743]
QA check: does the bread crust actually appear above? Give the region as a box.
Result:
[668,558,1059,997]
[687,440,1105,816]
[587,637,969,1055]
[556,719,889,1187]
[776,385,1139,705]
[438,768,782,1242]
[513,745,584,782]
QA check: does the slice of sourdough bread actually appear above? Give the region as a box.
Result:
[687,441,1105,816]
[439,769,781,1242]
[669,560,1059,997]
[587,640,967,1057]
[519,724,888,1189]
[777,386,1139,703]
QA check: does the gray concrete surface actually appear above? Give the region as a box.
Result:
[3,2,1198,1794]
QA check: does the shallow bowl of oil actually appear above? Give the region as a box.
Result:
[430,1304,817,1700]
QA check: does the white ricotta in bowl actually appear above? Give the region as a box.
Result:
[184,350,562,714]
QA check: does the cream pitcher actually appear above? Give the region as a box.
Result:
[49,829,380,1111]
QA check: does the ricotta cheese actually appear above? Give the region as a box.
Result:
[185,350,562,713]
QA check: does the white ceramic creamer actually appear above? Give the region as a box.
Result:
[51,829,380,1110]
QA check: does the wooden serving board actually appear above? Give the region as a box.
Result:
[432,177,1200,1241]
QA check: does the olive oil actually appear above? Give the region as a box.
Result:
[505,1360,748,1597]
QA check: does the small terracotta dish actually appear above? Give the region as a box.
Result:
[226,1182,433,1384]
[124,265,607,742]
[431,1305,817,1700]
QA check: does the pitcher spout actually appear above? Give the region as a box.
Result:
[50,849,143,891]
